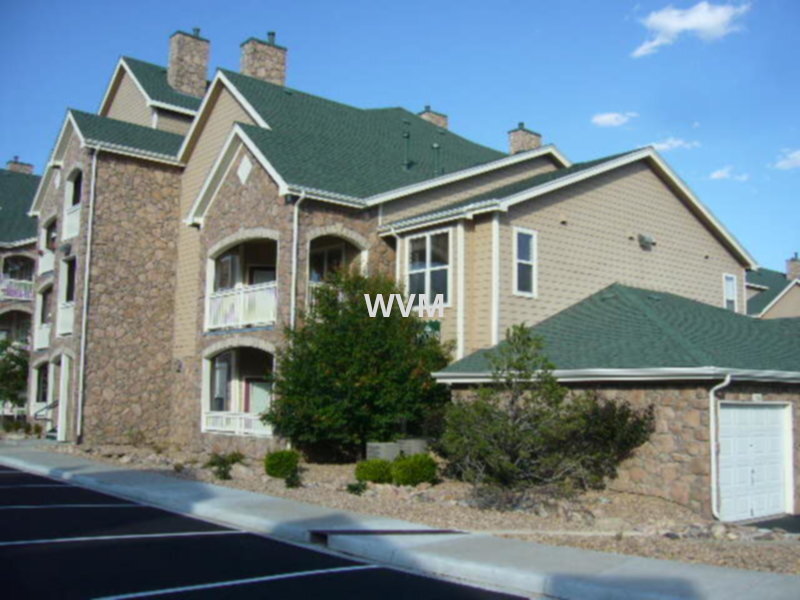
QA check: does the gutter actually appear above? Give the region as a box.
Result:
[76,149,98,440]
[709,375,732,520]
[289,193,306,329]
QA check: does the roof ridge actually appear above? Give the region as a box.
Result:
[613,284,714,365]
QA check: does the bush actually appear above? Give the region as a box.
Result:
[284,468,303,488]
[204,451,245,480]
[264,270,451,459]
[346,481,368,496]
[440,325,654,493]
[391,454,437,486]
[264,450,300,479]
[355,459,393,483]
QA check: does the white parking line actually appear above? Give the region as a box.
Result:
[94,565,380,599]
[0,504,141,510]
[0,530,242,548]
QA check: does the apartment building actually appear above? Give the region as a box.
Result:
[23,30,798,520]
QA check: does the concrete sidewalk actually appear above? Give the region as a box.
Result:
[1,442,797,600]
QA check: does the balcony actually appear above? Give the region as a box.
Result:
[57,302,74,336]
[63,204,81,240]
[202,411,272,437]
[34,323,51,350]
[207,282,277,330]
[38,251,54,275]
[0,277,33,301]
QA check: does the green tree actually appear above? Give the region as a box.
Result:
[0,339,29,410]
[265,270,451,460]
[440,324,654,492]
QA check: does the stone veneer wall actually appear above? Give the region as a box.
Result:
[453,381,800,517]
[169,146,394,453]
[80,154,181,444]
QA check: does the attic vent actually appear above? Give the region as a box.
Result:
[637,234,656,250]
[237,155,253,185]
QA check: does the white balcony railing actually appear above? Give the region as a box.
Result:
[57,302,74,336]
[0,277,33,301]
[38,251,54,275]
[202,411,272,437]
[207,282,277,330]
[63,204,81,239]
[34,324,51,350]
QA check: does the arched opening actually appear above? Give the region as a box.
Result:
[38,217,58,274]
[34,284,53,350]
[307,235,363,306]
[0,309,31,347]
[202,346,274,437]
[206,238,278,330]
[0,256,34,301]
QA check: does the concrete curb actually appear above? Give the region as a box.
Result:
[2,445,800,600]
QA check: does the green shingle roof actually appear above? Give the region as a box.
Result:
[70,110,184,160]
[439,283,800,377]
[221,69,506,199]
[746,268,791,315]
[384,150,638,226]
[122,57,203,112]
[0,169,39,244]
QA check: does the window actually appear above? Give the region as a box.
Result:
[40,287,53,324]
[407,231,450,304]
[214,251,239,291]
[45,221,58,251]
[514,228,537,296]
[36,365,49,404]
[63,259,77,303]
[211,352,232,412]
[2,256,34,281]
[70,171,82,206]
[310,245,343,283]
[723,274,738,312]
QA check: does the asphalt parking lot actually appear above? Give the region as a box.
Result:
[1,465,522,599]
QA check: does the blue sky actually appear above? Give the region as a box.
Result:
[1,0,796,271]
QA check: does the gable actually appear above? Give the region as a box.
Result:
[761,282,800,319]
[103,71,151,127]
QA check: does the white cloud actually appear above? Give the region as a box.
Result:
[632,2,751,58]
[774,149,800,170]
[651,137,701,151]
[710,165,749,181]
[591,112,639,127]
[692,121,701,128]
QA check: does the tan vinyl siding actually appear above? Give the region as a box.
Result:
[382,156,558,224]
[172,88,255,356]
[105,72,151,127]
[465,215,494,352]
[156,109,193,135]
[492,161,747,342]
[762,284,800,319]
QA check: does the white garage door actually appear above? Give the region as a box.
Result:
[718,403,791,521]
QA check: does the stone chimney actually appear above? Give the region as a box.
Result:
[508,122,542,154]
[6,156,33,174]
[167,28,210,97]
[418,105,448,129]
[787,253,800,281]
[240,31,287,85]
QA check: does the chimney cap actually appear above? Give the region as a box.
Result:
[508,121,541,136]
[240,32,287,50]
[170,29,210,42]
[418,105,446,117]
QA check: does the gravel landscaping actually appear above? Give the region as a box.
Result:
[45,441,800,575]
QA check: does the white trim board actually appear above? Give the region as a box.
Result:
[434,367,800,385]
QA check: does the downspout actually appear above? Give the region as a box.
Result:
[709,374,733,520]
[76,148,98,440]
[289,192,306,329]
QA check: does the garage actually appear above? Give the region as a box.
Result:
[718,403,794,521]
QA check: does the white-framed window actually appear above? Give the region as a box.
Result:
[723,273,738,312]
[407,229,450,305]
[513,227,537,297]
[211,351,233,412]
[62,169,83,240]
